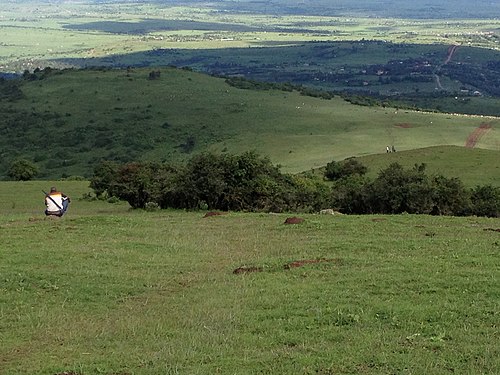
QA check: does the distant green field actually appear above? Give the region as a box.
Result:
[1,67,499,179]
[1,180,499,374]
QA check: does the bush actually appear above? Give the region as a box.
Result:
[331,175,370,214]
[469,185,500,217]
[430,175,471,216]
[176,151,295,212]
[365,163,433,214]
[324,158,367,181]
[90,160,120,198]
[290,174,331,212]
[108,162,181,209]
[7,159,38,181]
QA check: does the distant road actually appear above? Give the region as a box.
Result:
[434,44,460,90]
[444,45,459,65]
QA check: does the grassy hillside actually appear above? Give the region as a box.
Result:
[1,66,499,180]
[1,180,499,374]
[354,146,500,187]
[60,42,500,116]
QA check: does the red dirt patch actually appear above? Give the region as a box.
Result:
[284,258,342,269]
[395,123,412,128]
[284,217,304,224]
[233,266,263,274]
[465,123,492,148]
[203,211,227,218]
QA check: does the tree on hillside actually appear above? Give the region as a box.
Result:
[430,175,471,216]
[366,163,433,214]
[324,158,367,181]
[331,175,370,214]
[8,159,38,181]
[469,185,500,218]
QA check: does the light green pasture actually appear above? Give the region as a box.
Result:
[0,180,499,374]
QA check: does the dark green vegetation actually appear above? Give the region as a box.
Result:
[1,66,499,180]
[1,180,499,374]
[7,158,39,181]
[90,152,500,217]
[90,151,329,212]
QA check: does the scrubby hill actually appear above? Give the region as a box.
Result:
[0,66,498,180]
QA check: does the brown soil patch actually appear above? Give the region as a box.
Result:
[233,266,263,274]
[395,123,412,128]
[484,228,500,233]
[203,211,227,218]
[284,258,342,269]
[284,217,304,224]
[371,218,386,222]
[465,123,492,148]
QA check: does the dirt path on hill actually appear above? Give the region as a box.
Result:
[433,74,444,90]
[465,123,492,148]
[444,45,459,65]
[434,45,459,91]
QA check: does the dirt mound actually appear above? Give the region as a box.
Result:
[203,211,227,218]
[484,228,500,232]
[284,258,342,269]
[284,217,304,224]
[233,266,263,274]
[395,123,412,128]
[465,123,492,148]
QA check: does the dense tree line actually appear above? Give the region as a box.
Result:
[90,152,499,217]
[329,161,499,217]
[90,151,329,212]
[442,63,500,96]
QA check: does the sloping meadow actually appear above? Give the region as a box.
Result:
[1,181,499,374]
[1,66,499,179]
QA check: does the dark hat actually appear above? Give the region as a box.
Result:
[50,186,57,192]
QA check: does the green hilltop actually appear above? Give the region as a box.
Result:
[1,66,499,182]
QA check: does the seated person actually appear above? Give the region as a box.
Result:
[45,187,70,217]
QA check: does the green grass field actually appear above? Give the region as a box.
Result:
[1,180,499,374]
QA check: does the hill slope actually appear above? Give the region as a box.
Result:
[355,146,500,187]
[0,67,499,179]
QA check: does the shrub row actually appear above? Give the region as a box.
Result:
[90,153,500,217]
[90,151,329,213]
[330,162,499,217]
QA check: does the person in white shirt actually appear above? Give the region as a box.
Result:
[45,186,70,217]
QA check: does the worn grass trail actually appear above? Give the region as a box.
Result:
[0,181,499,374]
